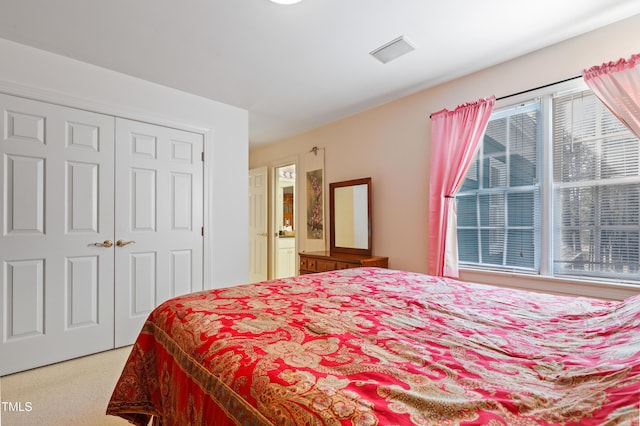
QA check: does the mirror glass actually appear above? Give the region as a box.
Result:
[330,177,371,256]
[334,184,368,249]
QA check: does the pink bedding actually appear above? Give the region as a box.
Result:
[107,267,640,425]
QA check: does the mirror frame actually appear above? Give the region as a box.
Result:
[329,177,372,256]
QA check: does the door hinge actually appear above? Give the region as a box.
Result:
[201,226,204,236]
[201,152,204,162]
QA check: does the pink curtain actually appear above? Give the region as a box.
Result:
[583,53,640,138]
[428,96,495,277]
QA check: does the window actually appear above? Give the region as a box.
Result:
[553,90,640,281]
[457,102,541,272]
[457,85,640,285]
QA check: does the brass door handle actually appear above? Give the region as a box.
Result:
[116,240,136,247]
[92,240,113,248]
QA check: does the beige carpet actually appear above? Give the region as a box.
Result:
[0,346,135,426]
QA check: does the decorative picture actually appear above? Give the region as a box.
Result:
[306,169,323,239]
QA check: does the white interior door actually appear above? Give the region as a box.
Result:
[249,166,268,282]
[0,94,115,375]
[114,118,203,347]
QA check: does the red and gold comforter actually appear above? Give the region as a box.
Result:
[107,268,640,425]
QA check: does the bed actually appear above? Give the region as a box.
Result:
[106,267,640,425]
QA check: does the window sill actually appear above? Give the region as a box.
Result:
[458,268,639,301]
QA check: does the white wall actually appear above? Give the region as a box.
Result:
[0,38,249,289]
[250,14,640,300]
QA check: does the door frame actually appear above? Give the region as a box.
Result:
[0,80,213,289]
[270,156,299,279]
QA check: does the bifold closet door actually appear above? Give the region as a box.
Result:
[114,118,204,347]
[0,94,115,375]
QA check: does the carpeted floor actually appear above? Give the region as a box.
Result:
[0,346,134,426]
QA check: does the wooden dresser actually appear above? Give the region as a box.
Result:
[299,251,388,275]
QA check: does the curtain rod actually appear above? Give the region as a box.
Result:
[429,75,582,119]
[495,75,581,101]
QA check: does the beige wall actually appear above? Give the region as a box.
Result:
[250,14,640,299]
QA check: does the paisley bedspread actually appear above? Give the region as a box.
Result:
[106,268,640,425]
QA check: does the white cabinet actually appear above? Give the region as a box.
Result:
[276,237,296,278]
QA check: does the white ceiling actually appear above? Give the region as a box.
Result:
[0,1,639,147]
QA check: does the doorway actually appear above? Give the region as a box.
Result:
[273,164,297,278]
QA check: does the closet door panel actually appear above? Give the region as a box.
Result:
[4,259,44,339]
[66,255,100,327]
[5,155,45,234]
[0,94,115,375]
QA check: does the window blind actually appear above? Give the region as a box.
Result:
[552,90,640,280]
[457,103,541,271]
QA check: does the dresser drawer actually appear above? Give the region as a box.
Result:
[299,252,388,275]
[307,258,317,272]
[317,259,337,272]
[299,256,318,274]
[336,261,357,270]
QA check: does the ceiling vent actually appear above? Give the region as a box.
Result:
[370,36,415,64]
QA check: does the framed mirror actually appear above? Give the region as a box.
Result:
[329,177,372,256]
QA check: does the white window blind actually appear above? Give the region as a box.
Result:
[552,90,640,281]
[457,103,541,271]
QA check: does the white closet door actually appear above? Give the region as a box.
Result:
[114,118,203,347]
[0,94,115,375]
[249,166,268,283]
